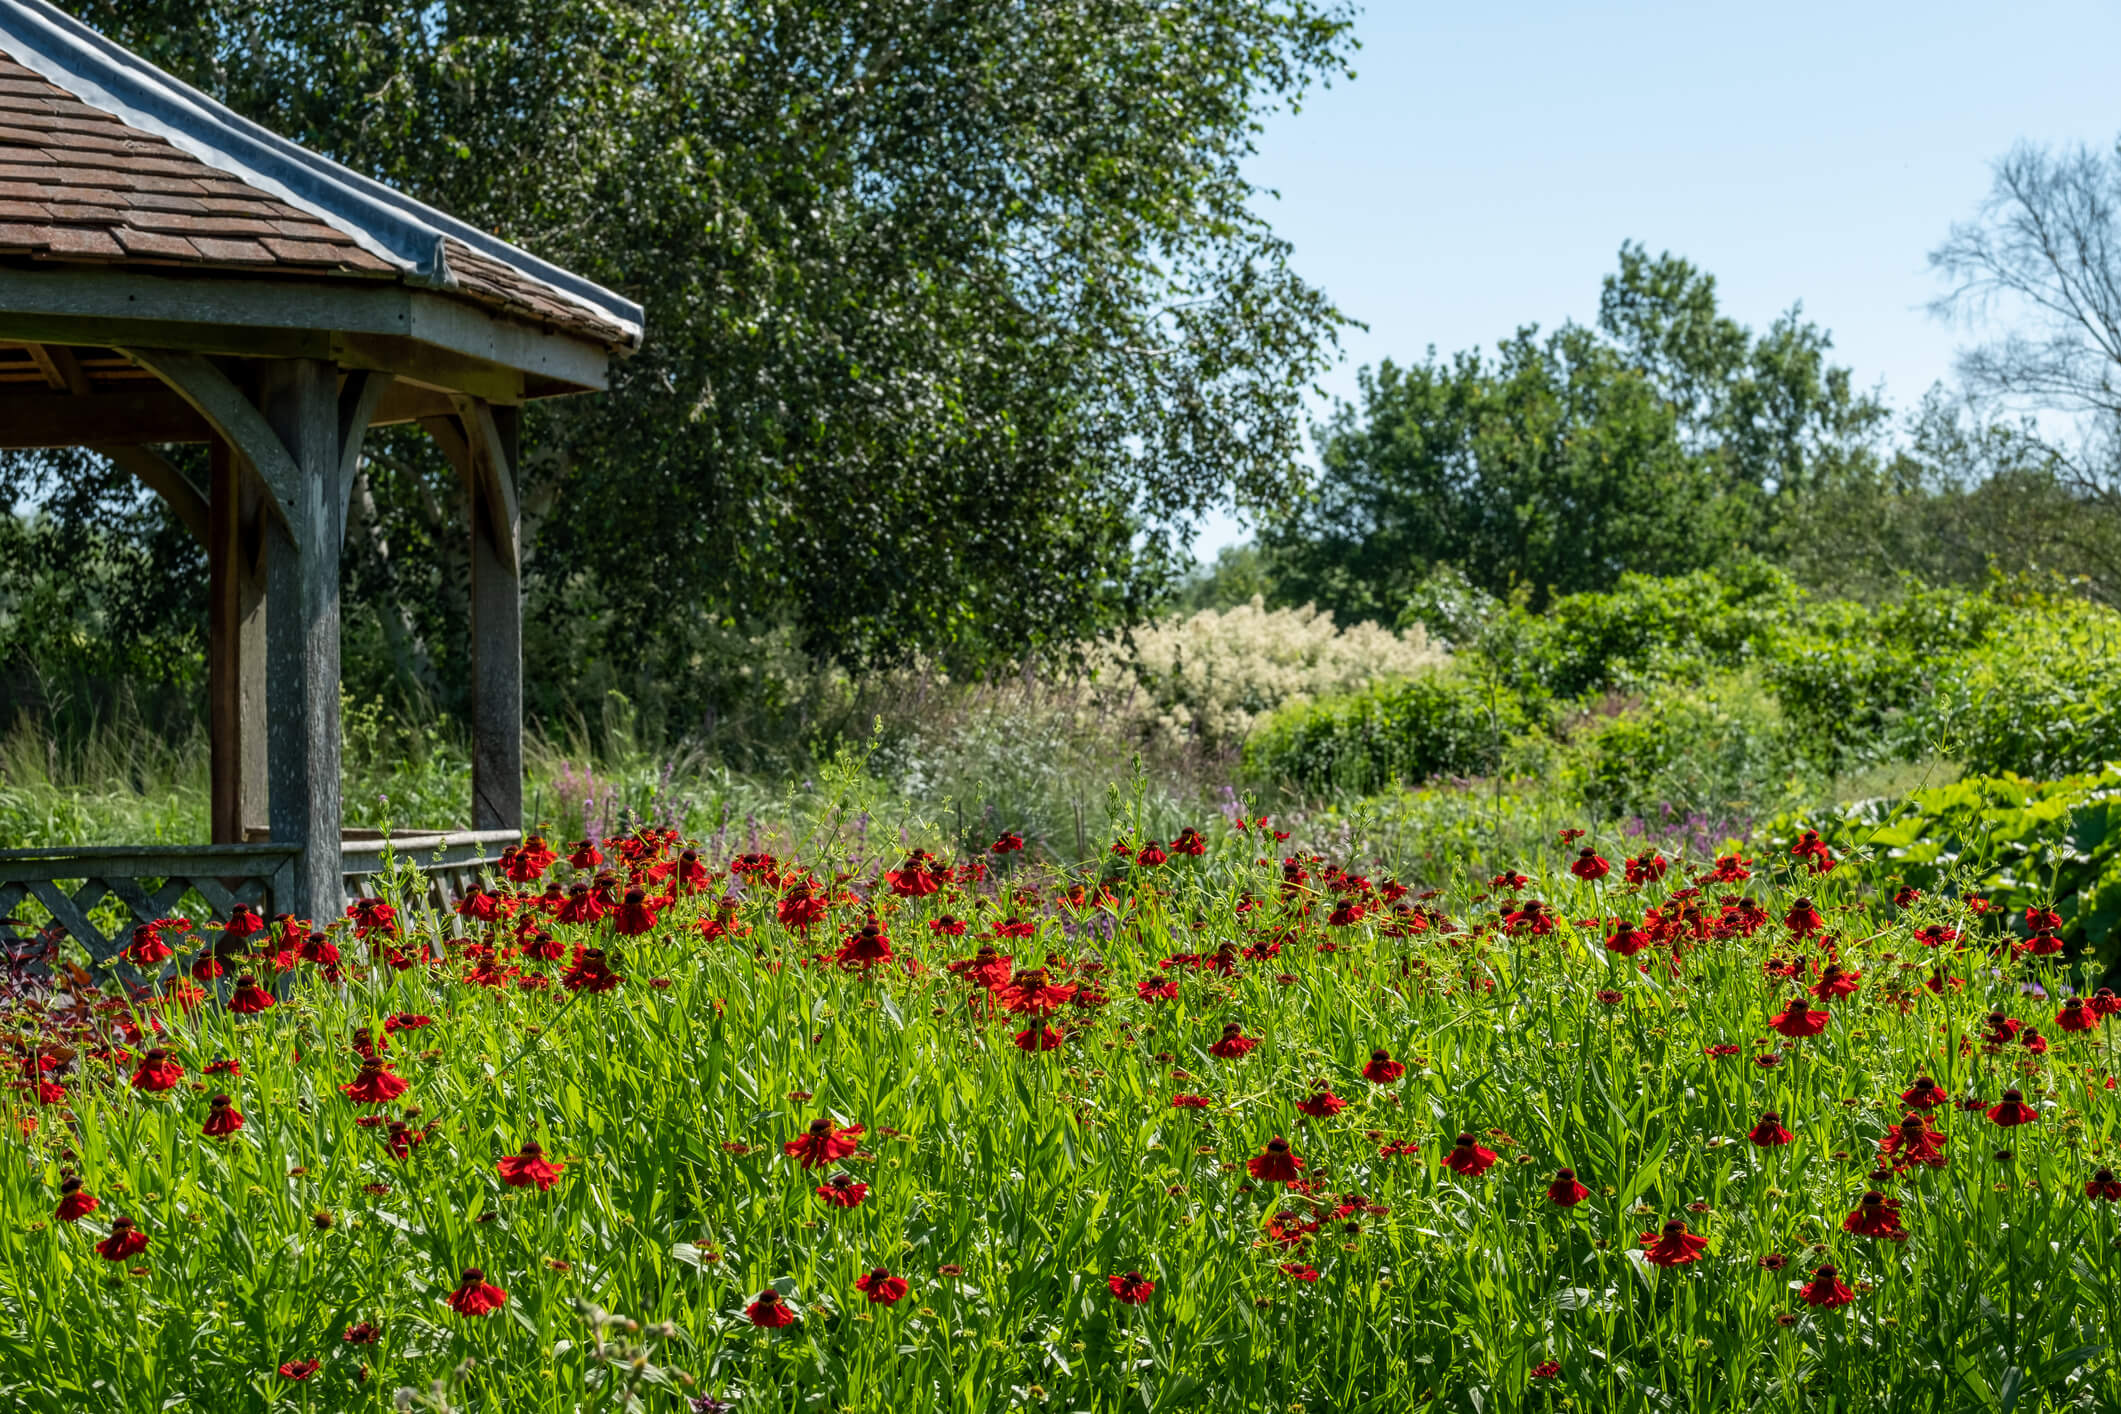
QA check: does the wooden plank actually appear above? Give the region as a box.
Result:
[24,341,90,394]
[332,332,523,404]
[26,879,110,958]
[22,341,70,391]
[208,436,270,843]
[460,400,523,834]
[191,877,239,916]
[257,357,344,926]
[0,266,612,389]
[0,387,213,446]
[100,877,158,919]
[368,380,459,427]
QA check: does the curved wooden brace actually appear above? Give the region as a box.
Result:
[335,370,392,547]
[96,442,209,543]
[118,347,297,535]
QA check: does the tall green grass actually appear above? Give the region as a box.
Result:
[1,793,2116,1411]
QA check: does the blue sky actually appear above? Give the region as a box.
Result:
[1196,0,2121,556]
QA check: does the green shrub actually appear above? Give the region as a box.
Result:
[1243,670,1533,793]
[1570,671,1810,828]
[1783,764,2121,974]
[1493,558,1801,699]
[1905,595,2121,779]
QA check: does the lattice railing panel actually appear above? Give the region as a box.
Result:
[0,830,513,970]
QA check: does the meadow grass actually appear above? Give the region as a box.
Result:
[0,778,2116,1412]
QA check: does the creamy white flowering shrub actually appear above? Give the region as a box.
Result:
[1087,597,1447,751]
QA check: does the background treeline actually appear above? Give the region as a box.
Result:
[1,0,1357,748]
[11,2,2121,839]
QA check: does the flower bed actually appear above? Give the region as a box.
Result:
[2,817,2118,1411]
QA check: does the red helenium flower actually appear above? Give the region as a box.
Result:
[1546,1168,1591,1206]
[202,1093,244,1138]
[1798,1263,1856,1308]
[1247,1137,1305,1183]
[1107,1271,1155,1304]
[746,1288,797,1327]
[1638,1218,1708,1266]
[341,1058,410,1105]
[1842,1191,1908,1241]
[1747,1111,1794,1147]
[444,1268,508,1316]
[54,1178,98,1223]
[496,1140,566,1190]
[1360,1048,1406,1084]
[1442,1132,1498,1177]
[817,1173,869,1208]
[783,1118,864,1168]
[94,1216,148,1261]
[1987,1089,2040,1127]
[854,1268,909,1304]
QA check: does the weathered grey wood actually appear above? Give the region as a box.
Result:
[0,267,614,391]
[190,877,241,916]
[452,394,521,573]
[432,400,525,832]
[123,349,297,533]
[99,443,210,542]
[0,844,298,868]
[335,370,393,546]
[257,357,345,926]
[26,880,110,957]
[209,437,270,844]
[0,388,215,447]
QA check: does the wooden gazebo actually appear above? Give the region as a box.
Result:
[0,0,641,958]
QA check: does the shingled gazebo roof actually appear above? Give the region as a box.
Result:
[0,0,638,395]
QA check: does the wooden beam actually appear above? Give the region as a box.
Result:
[371,380,461,427]
[208,437,269,845]
[0,389,213,447]
[468,401,523,832]
[0,265,616,390]
[121,349,297,534]
[23,342,91,395]
[257,359,345,923]
[421,404,523,833]
[451,394,520,575]
[335,370,393,546]
[97,444,209,543]
[332,332,523,404]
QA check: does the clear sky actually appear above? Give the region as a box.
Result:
[1195,0,2121,556]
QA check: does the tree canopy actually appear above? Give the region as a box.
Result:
[4,0,1354,733]
[1262,245,1889,618]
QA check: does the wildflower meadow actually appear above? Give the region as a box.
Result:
[4,786,2120,1413]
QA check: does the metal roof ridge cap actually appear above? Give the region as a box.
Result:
[0,0,642,346]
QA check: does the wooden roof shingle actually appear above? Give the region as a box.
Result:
[0,0,640,354]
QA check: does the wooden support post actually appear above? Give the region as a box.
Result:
[256,359,345,924]
[455,400,523,832]
[207,438,268,843]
